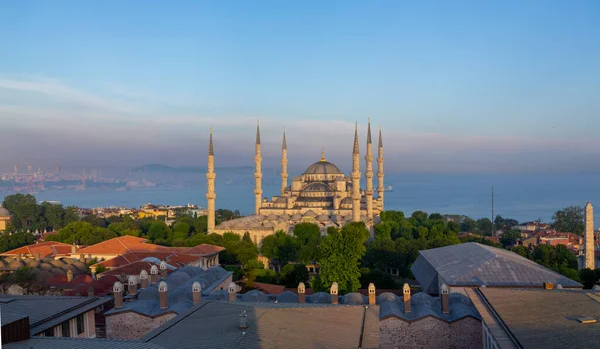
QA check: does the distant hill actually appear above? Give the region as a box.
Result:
[129,164,185,173]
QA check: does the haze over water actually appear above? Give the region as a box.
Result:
[20,172,600,224]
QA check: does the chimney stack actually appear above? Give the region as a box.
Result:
[113,281,124,308]
[441,283,450,314]
[128,275,137,295]
[298,282,306,303]
[330,282,339,305]
[16,253,21,261]
[91,267,97,280]
[239,311,248,329]
[87,286,94,297]
[35,253,40,262]
[150,265,159,284]
[403,283,411,313]
[140,270,149,289]
[228,282,237,302]
[160,260,168,279]
[79,253,85,261]
[192,281,202,305]
[159,281,168,309]
[67,269,73,282]
[368,283,376,305]
[71,243,77,254]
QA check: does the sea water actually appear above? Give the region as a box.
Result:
[6,173,600,224]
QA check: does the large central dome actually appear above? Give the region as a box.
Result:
[303,160,342,175]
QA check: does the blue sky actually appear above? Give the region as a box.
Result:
[0,1,599,173]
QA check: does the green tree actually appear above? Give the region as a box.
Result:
[579,268,598,289]
[511,245,528,258]
[293,223,321,264]
[2,193,39,230]
[280,263,309,288]
[500,229,522,248]
[48,221,117,245]
[552,206,585,235]
[317,222,369,294]
[173,222,191,240]
[477,218,493,236]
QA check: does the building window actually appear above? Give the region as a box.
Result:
[76,313,85,335]
[61,321,70,337]
[43,328,54,337]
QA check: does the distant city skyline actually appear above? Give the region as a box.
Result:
[1,1,599,173]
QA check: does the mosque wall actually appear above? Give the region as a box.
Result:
[106,311,177,340]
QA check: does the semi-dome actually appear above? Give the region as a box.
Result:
[0,208,10,217]
[301,182,332,193]
[303,161,342,175]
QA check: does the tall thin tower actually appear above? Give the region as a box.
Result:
[585,202,595,270]
[365,118,374,221]
[206,128,216,232]
[254,120,263,215]
[376,127,385,211]
[13,165,18,177]
[352,123,361,222]
[281,128,288,196]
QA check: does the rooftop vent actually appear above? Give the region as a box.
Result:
[577,317,597,324]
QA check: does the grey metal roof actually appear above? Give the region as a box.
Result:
[105,265,231,318]
[411,242,583,294]
[477,288,600,349]
[0,295,111,335]
[4,337,166,349]
[143,300,379,349]
[1,310,28,326]
[378,291,480,322]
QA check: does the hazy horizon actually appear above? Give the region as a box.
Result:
[1,1,599,174]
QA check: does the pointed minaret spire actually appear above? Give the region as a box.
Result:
[206,127,216,232]
[280,128,288,196]
[208,127,214,156]
[353,122,360,154]
[254,121,263,214]
[256,119,261,145]
[377,126,385,211]
[365,118,374,225]
[351,123,361,222]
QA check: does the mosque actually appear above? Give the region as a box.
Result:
[205,119,385,244]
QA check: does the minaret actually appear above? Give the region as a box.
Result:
[365,118,374,221]
[281,128,288,196]
[376,127,385,211]
[254,120,263,214]
[585,202,595,269]
[352,123,361,222]
[206,128,216,232]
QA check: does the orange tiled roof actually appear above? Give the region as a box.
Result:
[176,244,225,256]
[76,236,150,255]
[101,261,166,278]
[0,241,73,258]
[252,282,286,295]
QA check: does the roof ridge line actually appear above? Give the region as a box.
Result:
[141,301,213,342]
[232,307,270,348]
[28,297,102,327]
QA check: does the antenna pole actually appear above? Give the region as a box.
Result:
[492,185,495,237]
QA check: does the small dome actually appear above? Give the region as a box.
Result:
[316,214,330,222]
[291,214,303,221]
[303,210,318,218]
[377,292,398,303]
[309,292,331,304]
[275,197,287,204]
[0,208,10,217]
[276,291,299,303]
[255,214,265,221]
[303,161,342,175]
[242,290,268,302]
[292,176,302,182]
[266,214,279,221]
[8,260,25,269]
[279,213,290,221]
[343,293,364,305]
[340,197,353,206]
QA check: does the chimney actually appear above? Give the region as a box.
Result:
[150,265,159,284]
[16,253,21,261]
[160,260,168,279]
[140,270,149,289]
[192,281,202,305]
[87,286,95,297]
[239,311,248,329]
[441,283,450,314]
[368,283,376,305]
[330,282,339,305]
[403,283,411,313]
[228,282,237,302]
[91,267,97,280]
[71,243,77,254]
[113,281,124,309]
[159,281,168,309]
[35,253,40,262]
[67,270,73,282]
[79,253,85,261]
[543,282,554,290]
[298,282,306,303]
[128,275,138,295]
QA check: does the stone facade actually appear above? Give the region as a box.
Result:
[585,202,595,270]
[379,316,482,349]
[106,311,177,340]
